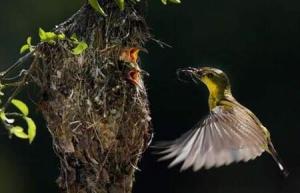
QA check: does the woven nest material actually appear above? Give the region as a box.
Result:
[30,3,152,193]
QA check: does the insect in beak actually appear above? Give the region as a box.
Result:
[176,67,201,83]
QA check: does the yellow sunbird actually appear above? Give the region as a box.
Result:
[156,67,288,177]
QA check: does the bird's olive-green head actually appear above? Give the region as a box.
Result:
[179,67,232,108]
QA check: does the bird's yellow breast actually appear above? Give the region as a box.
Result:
[201,77,221,109]
[202,77,219,95]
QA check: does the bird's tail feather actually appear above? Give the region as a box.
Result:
[268,142,289,177]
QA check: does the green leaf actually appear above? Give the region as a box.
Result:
[0,111,6,121]
[10,126,29,139]
[88,0,107,16]
[20,36,33,54]
[72,41,88,55]
[39,28,58,43]
[169,0,181,3]
[11,99,29,116]
[161,0,181,4]
[116,0,125,11]
[39,28,47,41]
[57,33,66,40]
[20,44,29,54]
[161,0,167,4]
[45,32,57,40]
[0,111,14,124]
[0,91,4,96]
[24,117,36,143]
[26,36,32,46]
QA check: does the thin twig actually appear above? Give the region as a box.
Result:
[4,81,24,87]
[0,52,34,80]
[2,58,37,110]
[2,69,27,81]
[4,112,23,117]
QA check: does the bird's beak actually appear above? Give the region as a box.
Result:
[179,67,198,75]
[177,67,204,82]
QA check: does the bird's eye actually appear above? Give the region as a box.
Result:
[207,73,213,78]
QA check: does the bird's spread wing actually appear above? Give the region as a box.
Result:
[155,105,267,171]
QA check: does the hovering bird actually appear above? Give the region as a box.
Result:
[156,67,288,177]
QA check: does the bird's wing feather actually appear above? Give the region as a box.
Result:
[156,105,267,171]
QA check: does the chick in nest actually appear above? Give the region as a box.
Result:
[119,47,147,88]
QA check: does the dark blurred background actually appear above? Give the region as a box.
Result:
[1,0,300,193]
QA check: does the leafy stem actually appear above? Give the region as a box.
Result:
[0,27,89,143]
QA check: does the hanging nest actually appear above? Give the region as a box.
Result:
[30,2,152,193]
